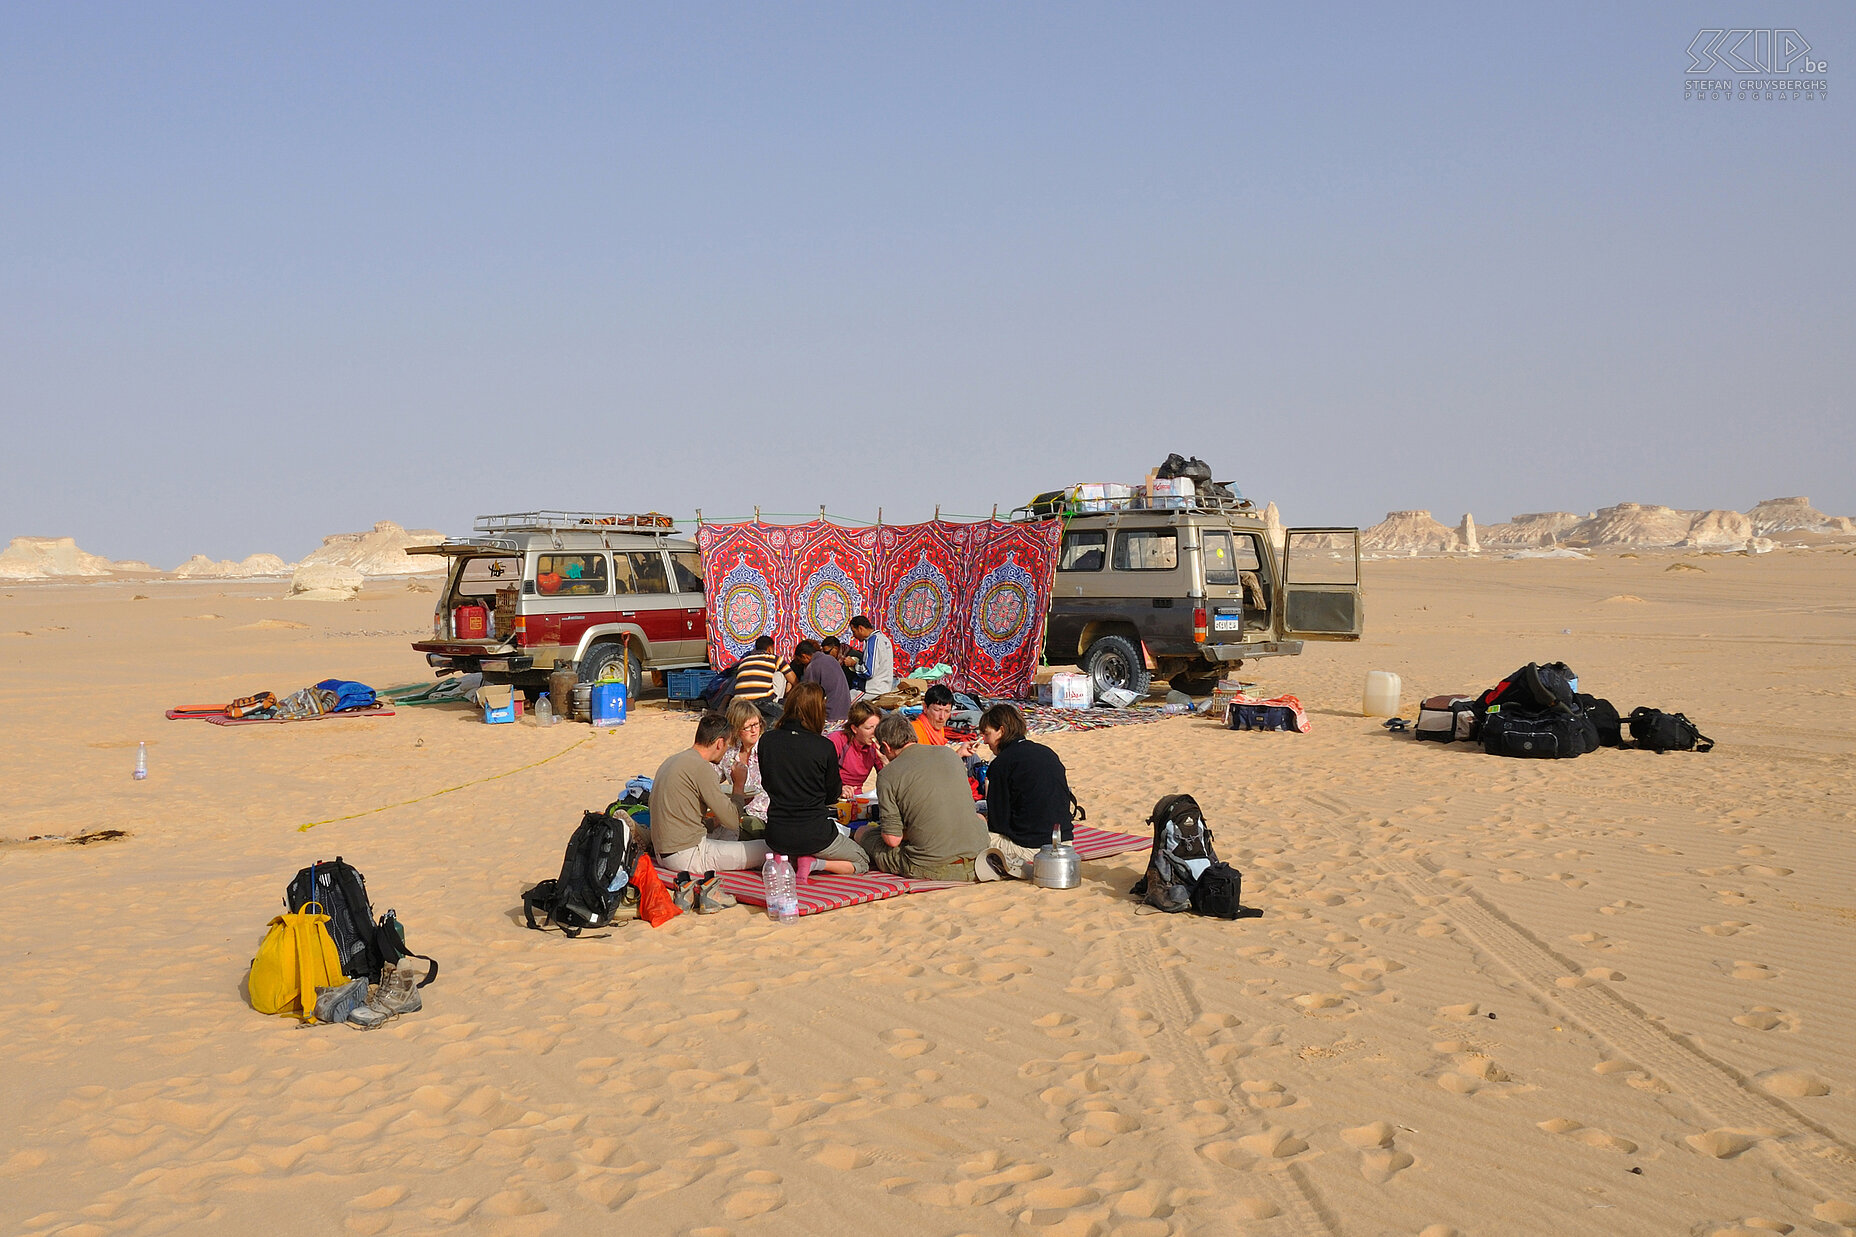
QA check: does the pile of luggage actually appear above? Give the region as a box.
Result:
[1414,662,1712,760]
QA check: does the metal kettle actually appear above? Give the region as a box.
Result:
[1032,822,1080,889]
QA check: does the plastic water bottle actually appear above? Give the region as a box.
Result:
[536,693,554,725]
[762,853,798,923]
[133,741,148,781]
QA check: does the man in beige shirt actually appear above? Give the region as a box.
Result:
[650,713,770,874]
[858,712,988,881]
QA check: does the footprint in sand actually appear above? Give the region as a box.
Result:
[1241,1079,1298,1110]
[1034,1012,1080,1038]
[721,1172,785,1220]
[1732,1005,1799,1032]
[881,1029,931,1058]
[1598,899,1645,916]
[1725,961,1780,981]
[1753,1069,1829,1098]
[1537,1118,1638,1153]
[1701,921,1754,937]
[1687,1129,1765,1159]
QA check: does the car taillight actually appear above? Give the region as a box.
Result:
[514,615,527,644]
[433,608,444,638]
[1193,607,1207,643]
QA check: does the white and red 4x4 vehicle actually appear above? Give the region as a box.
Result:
[410,512,708,698]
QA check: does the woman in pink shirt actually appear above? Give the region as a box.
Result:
[830,700,887,794]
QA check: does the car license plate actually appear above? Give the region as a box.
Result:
[1212,615,1242,632]
[481,659,509,671]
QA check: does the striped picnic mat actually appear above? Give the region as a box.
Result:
[665,824,1151,916]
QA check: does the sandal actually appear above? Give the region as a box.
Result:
[694,871,736,913]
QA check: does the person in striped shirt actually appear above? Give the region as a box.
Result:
[731,636,790,703]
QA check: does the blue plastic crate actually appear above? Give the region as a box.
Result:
[666,668,719,701]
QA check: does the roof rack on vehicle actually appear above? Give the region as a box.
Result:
[1009,491,1256,522]
[473,511,680,534]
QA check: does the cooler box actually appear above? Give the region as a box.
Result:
[591,682,628,728]
[1038,672,1094,710]
[1069,482,1135,513]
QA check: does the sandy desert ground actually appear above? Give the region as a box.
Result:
[2,548,1854,1237]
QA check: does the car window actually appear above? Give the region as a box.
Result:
[625,551,671,595]
[534,554,609,597]
[670,552,704,593]
[1113,529,1178,571]
[457,556,520,598]
[1058,530,1106,572]
[1203,531,1262,585]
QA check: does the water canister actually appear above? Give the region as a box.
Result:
[591,681,628,728]
[454,604,488,640]
[1362,670,1402,717]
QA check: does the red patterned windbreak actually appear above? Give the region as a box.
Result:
[697,519,1063,699]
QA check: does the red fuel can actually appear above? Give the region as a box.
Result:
[454,604,488,639]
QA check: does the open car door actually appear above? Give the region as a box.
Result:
[1279,528,1364,640]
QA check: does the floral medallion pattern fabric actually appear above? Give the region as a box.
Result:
[697,518,1062,698]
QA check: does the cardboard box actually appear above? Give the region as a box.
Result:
[1037,672,1094,710]
[476,683,516,725]
[1141,476,1195,509]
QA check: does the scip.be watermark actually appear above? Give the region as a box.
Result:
[1684,29,1828,102]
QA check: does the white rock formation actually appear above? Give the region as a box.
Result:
[1262,502,1284,553]
[110,560,161,574]
[1746,496,1832,535]
[1680,510,1755,549]
[1746,537,1776,554]
[173,553,293,579]
[0,536,115,579]
[1361,510,1458,554]
[1476,512,1585,548]
[1457,513,1479,554]
[295,521,445,577]
[1566,503,1698,548]
[287,562,364,601]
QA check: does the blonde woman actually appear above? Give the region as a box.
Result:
[719,697,770,838]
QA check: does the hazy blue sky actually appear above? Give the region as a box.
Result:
[3,4,1850,566]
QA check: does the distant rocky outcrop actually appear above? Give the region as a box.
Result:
[1568,503,1698,548]
[1457,513,1478,554]
[1262,501,1284,553]
[0,537,115,579]
[1361,511,1465,555]
[1746,496,1834,535]
[1679,510,1755,549]
[1476,512,1587,548]
[173,553,293,579]
[287,562,365,601]
[294,521,445,578]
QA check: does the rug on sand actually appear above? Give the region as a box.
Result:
[165,706,396,725]
[1013,704,1177,736]
[657,823,1152,916]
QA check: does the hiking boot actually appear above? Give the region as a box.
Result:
[670,872,696,912]
[312,976,367,1025]
[366,962,423,1019]
[694,871,736,913]
[346,1002,389,1030]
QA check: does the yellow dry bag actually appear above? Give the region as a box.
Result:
[248,902,346,1019]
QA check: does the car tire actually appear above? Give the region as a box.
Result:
[1082,634,1151,700]
[579,640,644,701]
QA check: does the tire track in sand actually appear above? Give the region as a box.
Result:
[1116,929,1341,1235]
[1299,789,1856,1202]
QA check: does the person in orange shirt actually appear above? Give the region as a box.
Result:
[912,684,975,758]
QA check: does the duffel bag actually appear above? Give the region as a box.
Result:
[1577,693,1623,747]
[1481,706,1592,759]
[1415,694,1477,742]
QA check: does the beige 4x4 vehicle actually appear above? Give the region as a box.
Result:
[409,512,709,698]
[1037,495,1363,697]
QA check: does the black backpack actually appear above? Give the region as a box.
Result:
[286,857,438,987]
[1480,708,1596,759]
[1476,661,1579,717]
[1130,794,1221,914]
[1628,708,1714,753]
[699,663,740,710]
[524,810,640,936]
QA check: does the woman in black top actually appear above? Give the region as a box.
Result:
[978,703,1076,849]
[755,683,871,876]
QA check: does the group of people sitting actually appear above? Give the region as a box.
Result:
[649,646,1078,898]
[725,615,895,723]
